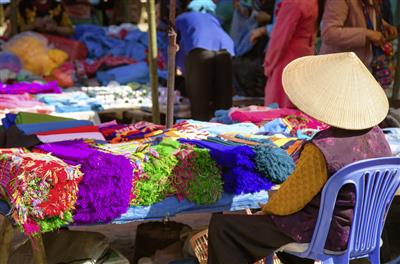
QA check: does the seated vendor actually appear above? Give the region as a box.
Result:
[18,0,74,36]
[207,52,393,264]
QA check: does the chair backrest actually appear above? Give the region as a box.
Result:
[307,157,400,259]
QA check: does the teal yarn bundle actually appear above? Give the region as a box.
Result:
[254,145,295,184]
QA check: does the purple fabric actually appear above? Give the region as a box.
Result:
[0,82,62,94]
[179,139,273,194]
[270,127,392,251]
[36,140,133,224]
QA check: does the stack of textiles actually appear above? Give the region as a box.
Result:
[0,150,82,235]
[0,94,54,114]
[2,112,105,145]
[0,81,62,94]
[36,91,103,113]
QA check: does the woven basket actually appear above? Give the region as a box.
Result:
[190,229,281,264]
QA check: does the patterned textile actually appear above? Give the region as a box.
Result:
[0,152,82,235]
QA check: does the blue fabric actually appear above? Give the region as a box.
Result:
[37,93,103,113]
[2,113,17,129]
[176,12,235,70]
[233,13,258,56]
[96,62,150,85]
[258,118,291,135]
[113,191,268,223]
[266,0,281,35]
[16,120,93,135]
[210,109,233,124]
[0,200,10,216]
[0,192,268,224]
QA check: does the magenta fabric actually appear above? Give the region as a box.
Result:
[263,0,318,107]
[0,82,62,94]
[270,126,392,251]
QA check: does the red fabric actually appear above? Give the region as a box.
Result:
[83,55,136,76]
[36,125,100,135]
[51,63,75,88]
[44,34,88,61]
[264,0,318,108]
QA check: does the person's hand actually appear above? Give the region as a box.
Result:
[366,30,386,47]
[250,27,266,44]
[383,21,398,41]
[256,11,271,25]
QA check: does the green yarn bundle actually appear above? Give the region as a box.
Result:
[133,139,179,206]
[186,148,223,204]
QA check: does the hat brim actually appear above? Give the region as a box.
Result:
[282,53,389,130]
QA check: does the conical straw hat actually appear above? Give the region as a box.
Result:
[282,52,389,130]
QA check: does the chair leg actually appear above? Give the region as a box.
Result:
[0,217,14,264]
[31,233,47,264]
[265,254,274,264]
[369,249,381,264]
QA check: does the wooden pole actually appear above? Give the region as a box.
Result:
[146,0,161,124]
[32,234,47,264]
[10,0,17,36]
[0,217,13,264]
[166,0,177,128]
[392,7,400,100]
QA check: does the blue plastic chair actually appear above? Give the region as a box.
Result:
[267,157,400,264]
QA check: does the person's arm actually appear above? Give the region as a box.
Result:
[322,0,385,49]
[262,143,328,216]
[264,1,301,77]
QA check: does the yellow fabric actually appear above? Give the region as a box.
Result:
[262,143,328,216]
[4,34,68,76]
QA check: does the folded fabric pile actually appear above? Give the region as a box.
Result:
[36,140,134,224]
[2,112,105,145]
[36,91,103,113]
[0,151,82,235]
[0,81,62,94]
[100,121,164,144]
[0,94,54,114]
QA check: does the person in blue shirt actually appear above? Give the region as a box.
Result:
[176,0,235,121]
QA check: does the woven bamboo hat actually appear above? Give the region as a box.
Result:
[282,52,389,130]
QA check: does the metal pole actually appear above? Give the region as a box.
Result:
[146,0,161,124]
[166,0,177,128]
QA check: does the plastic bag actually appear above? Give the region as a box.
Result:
[3,32,68,76]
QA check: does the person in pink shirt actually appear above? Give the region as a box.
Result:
[262,0,324,108]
